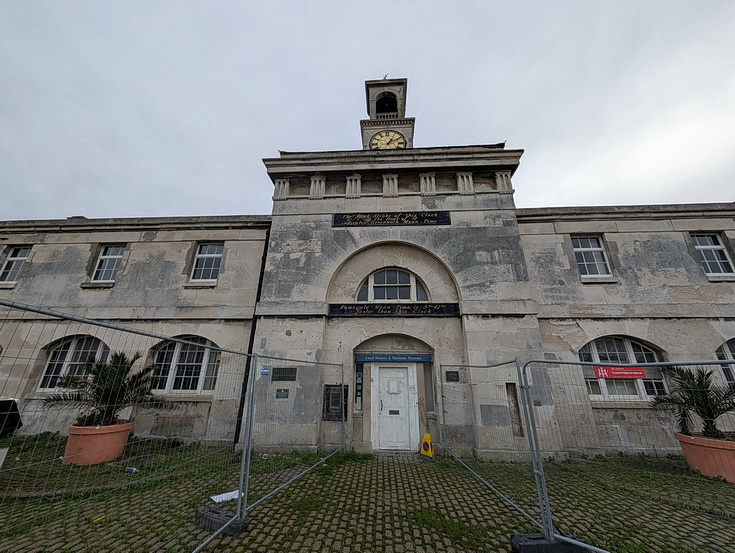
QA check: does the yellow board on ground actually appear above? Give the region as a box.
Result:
[419,433,434,459]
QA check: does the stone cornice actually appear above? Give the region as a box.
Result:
[263,144,522,181]
[0,214,271,234]
[516,202,735,222]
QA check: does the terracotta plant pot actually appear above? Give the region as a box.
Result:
[63,420,135,466]
[674,431,735,483]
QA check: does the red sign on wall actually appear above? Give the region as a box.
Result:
[593,366,645,379]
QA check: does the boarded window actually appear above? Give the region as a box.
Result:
[323,385,348,421]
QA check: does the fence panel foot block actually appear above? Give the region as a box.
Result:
[511,534,589,553]
[195,507,249,534]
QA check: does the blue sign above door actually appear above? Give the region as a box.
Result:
[355,354,433,363]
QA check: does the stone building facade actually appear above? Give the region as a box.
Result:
[1,78,734,457]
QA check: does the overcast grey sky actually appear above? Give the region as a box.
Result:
[1,1,734,221]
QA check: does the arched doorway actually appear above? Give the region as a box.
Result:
[354,334,434,451]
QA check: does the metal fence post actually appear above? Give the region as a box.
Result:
[515,357,555,541]
[237,353,258,519]
[341,363,346,451]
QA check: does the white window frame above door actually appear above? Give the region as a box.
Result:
[356,268,429,302]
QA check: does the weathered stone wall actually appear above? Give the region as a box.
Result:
[0,216,267,443]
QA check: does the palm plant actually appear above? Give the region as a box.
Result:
[43,352,166,427]
[651,366,735,439]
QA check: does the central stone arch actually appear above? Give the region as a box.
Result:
[326,241,460,304]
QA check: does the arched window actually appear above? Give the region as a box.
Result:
[39,336,110,389]
[716,338,735,383]
[150,336,220,393]
[356,268,429,302]
[578,336,666,400]
[376,92,397,114]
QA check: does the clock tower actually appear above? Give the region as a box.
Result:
[360,77,415,150]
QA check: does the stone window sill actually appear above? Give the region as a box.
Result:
[706,274,735,282]
[183,282,218,289]
[81,282,114,289]
[0,283,17,290]
[580,276,620,284]
[590,400,651,409]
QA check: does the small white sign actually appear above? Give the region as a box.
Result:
[211,490,243,503]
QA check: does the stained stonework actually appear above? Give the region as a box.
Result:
[2,78,734,458]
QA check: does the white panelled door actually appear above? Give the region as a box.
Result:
[372,364,419,450]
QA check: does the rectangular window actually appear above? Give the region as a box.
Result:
[323,385,348,421]
[423,364,435,412]
[272,367,297,381]
[716,342,735,383]
[92,245,125,282]
[0,246,31,283]
[692,234,734,275]
[571,236,612,277]
[191,243,224,281]
[643,379,666,396]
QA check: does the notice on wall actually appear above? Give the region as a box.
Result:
[593,366,645,379]
[329,303,460,317]
[333,211,451,227]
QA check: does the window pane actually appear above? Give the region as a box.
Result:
[578,343,593,363]
[606,379,638,396]
[374,287,385,300]
[374,271,385,285]
[40,342,71,388]
[398,286,410,300]
[632,342,657,363]
[152,343,176,390]
[416,282,428,301]
[596,337,628,363]
[0,247,31,282]
[643,379,666,396]
[357,282,368,302]
[398,270,410,284]
[203,351,220,390]
[192,244,224,281]
[385,286,398,300]
[385,270,398,284]
[693,234,734,275]
[586,379,602,395]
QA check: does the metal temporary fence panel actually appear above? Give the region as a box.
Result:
[0,300,251,552]
[519,358,735,553]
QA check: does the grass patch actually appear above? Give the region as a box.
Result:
[412,507,489,551]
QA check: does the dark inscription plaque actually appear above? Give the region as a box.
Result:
[328,303,460,317]
[333,211,451,227]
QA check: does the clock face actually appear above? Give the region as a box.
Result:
[369,130,407,150]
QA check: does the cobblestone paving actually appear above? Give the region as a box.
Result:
[2,451,735,553]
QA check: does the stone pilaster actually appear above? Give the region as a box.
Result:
[457,172,474,195]
[310,175,326,198]
[495,171,512,191]
[420,173,436,196]
[346,174,362,198]
[382,174,399,197]
[274,179,290,200]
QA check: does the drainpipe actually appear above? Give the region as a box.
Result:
[234,225,270,446]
